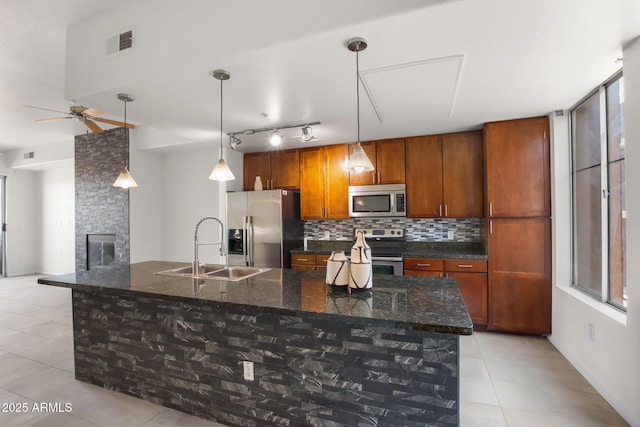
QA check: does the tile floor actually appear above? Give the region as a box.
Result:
[0,275,629,427]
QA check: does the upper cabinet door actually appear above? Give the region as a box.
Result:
[376,138,405,184]
[484,117,550,218]
[442,131,483,218]
[270,149,299,190]
[299,147,325,220]
[323,144,349,219]
[406,135,443,217]
[243,152,271,191]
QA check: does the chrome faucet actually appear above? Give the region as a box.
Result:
[193,216,226,276]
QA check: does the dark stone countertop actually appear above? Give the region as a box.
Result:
[38,261,472,335]
[291,240,487,260]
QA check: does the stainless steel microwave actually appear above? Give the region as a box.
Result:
[348,184,406,217]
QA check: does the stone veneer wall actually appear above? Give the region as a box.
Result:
[305,218,480,242]
[75,128,130,273]
[72,290,460,427]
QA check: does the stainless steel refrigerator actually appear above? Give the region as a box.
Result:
[226,190,303,268]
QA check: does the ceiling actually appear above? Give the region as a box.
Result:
[1,0,639,161]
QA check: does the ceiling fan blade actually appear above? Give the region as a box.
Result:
[82,108,103,117]
[24,105,71,115]
[93,117,135,129]
[84,120,103,133]
[35,117,74,123]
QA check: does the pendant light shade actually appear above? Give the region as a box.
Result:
[345,37,375,174]
[348,142,375,173]
[113,167,138,188]
[113,93,139,188]
[209,69,236,181]
[209,158,235,181]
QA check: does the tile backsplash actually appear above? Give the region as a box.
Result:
[304,218,480,242]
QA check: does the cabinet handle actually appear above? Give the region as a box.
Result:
[489,202,493,217]
[457,264,473,268]
[297,258,308,261]
[490,220,493,234]
[377,172,381,183]
[372,174,376,184]
[445,205,448,217]
[270,179,274,189]
[416,263,431,267]
[439,205,443,217]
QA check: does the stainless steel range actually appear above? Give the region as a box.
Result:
[354,228,405,276]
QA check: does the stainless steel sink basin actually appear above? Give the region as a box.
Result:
[154,265,269,281]
[154,264,227,278]
[204,266,270,281]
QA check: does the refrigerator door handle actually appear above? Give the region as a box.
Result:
[246,216,254,266]
[242,216,249,266]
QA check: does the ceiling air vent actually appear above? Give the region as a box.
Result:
[106,30,133,55]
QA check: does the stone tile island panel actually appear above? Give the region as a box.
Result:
[72,289,460,427]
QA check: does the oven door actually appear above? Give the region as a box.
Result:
[370,257,403,276]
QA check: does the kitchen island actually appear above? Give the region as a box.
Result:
[38,261,472,427]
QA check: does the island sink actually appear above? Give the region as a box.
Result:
[154,264,269,282]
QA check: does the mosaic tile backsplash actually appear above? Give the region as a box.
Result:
[304,218,480,242]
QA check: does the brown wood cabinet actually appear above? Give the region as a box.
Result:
[299,144,349,220]
[243,149,299,191]
[291,254,330,271]
[487,218,551,334]
[484,117,550,218]
[406,131,483,218]
[349,138,405,186]
[405,257,488,325]
[484,116,551,335]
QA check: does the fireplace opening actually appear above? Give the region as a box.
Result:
[87,234,116,269]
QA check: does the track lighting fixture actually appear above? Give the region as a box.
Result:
[227,121,320,149]
[209,69,235,181]
[270,129,283,146]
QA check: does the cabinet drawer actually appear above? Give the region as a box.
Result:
[291,254,316,266]
[316,254,331,269]
[404,258,444,271]
[405,270,443,277]
[444,259,487,273]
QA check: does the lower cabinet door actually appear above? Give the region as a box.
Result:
[447,272,488,325]
[488,218,552,335]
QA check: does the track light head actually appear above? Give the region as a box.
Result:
[270,129,283,146]
[229,135,242,150]
[301,125,313,142]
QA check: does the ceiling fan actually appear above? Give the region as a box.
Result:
[24,104,135,133]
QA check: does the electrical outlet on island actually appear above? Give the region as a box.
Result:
[447,230,455,240]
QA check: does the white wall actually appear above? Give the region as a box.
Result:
[548,38,640,426]
[159,147,240,264]
[2,168,39,276]
[38,166,75,275]
[129,133,163,263]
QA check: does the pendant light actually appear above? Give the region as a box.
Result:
[209,69,236,181]
[345,37,374,174]
[113,93,138,189]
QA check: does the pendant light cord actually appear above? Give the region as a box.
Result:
[356,48,360,143]
[124,99,129,168]
[219,77,223,159]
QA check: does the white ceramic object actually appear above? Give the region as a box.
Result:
[254,176,263,191]
[325,251,349,286]
[349,231,372,289]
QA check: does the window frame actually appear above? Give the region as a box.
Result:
[570,70,626,312]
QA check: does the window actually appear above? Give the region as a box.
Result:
[571,72,626,311]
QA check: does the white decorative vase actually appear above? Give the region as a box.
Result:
[325,251,349,287]
[254,176,263,191]
[349,231,372,290]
